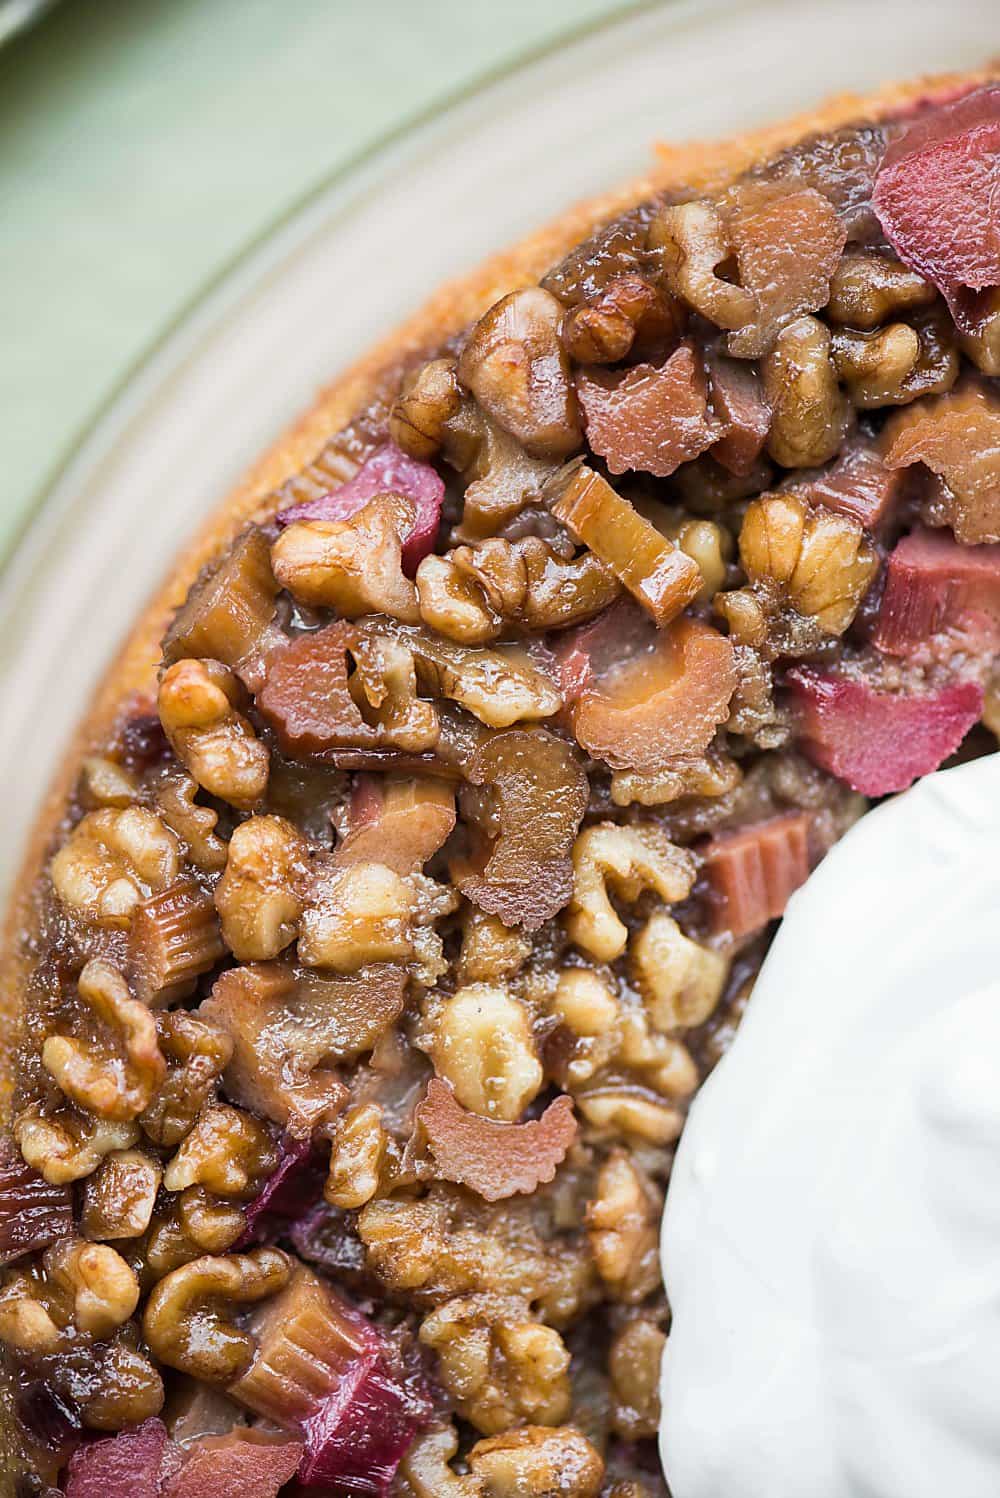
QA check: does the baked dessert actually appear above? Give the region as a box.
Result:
[2,70,998,1498]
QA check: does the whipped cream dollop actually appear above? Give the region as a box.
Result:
[661,753,1000,1498]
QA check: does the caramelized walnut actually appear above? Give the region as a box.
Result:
[143,1248,290,1382]
[650,200,755,332]
[630,911,728,1032]
[831,306,958,408]
[763,315,849,469]
[82,1149,162,1241]
[457,287,582,459]
[586,1151,662,1303]
[155,771,227,873]
[299,860,418,972]
[271,496,421,621]
[42,960,165,1123]
[158,658,269,809]
[566,823,695,963]
[420,1293,571,1435]
[467,1425,604,1498]
[324,1102,388,1210]
[45,1238,140,1338]
[50,807,181,927]
[560,272,683,365]
[14,1107,139,1186]
[214,815,310,962]
[140,1010,233,1149]
[827,250,936,328]
[429,986,542,1122]
[609,1316,665,1440]
[390,357,463,460]
[162,1105,278,1200]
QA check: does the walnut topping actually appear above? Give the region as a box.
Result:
[831,306,959,408]
[156,771,227,873]
[215,815,309,962]
[298,860,417,972]
[586,1151,662,1303]
[162,1104,278,1199]
[271,495,421,620]
[763,315,849,469]
[650,200,755,332]
[45,1237,140,1337]
[718,490,878,652]
[630,912,728,1032]
[140,1009,233,1149]
[827,250,936,329]
[50,807,181,926]
[430,985,543,1122]
[390,357,463,460]
[458,287,583,459]
[14,1108,139,1186]
[324,1102,387,1209]
[82,1149,162,1240]
[609,1315,665,1439]
[468,1425,604,1498]
[143,1248,290,1382]
[42,960,166,1122]
[158,658,269,809]
[566,823,695,963]
[420,1293,572,1435]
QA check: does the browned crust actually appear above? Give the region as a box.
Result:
[1,68,995,1097]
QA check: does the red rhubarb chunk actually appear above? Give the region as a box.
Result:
[873,85,1000,326]
[0,1136,73,1266]
[785,432,904,531]
[237,1134,324,1247]
[576,341,719,477]
[277,442,445,574]
[164,1432,303,1498]
[65,1418,172,1498]
[881,382,1000,544]
[786,665,983,796]
[702,813,811,938]
[706,352,771,476]
[875,527,1000,657]
[337,775,456,874]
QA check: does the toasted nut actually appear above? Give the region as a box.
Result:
[576,1089,683,1146]
[650,200,754,332]
[215,815,309,961]
[325,1102,387,1209]
[82,1149,162,1240]
[468,1424,604,1497]
[76,1340,165,1431]
[298,861,416,972]
[566,824,695,963]
[420,1294,571,1435]
[79,756,140,809]
[400,1424,482,1498]
[390,357,463,459]
[457,287,582,459]
[13,1107,139,1186]
[159,658,269,809]
[42,960,166,1122]
[143,1248,290,1382]
[631,911,728,1031]
[272,496,421,622]
[586,1152,662,1302]
[617,1009,699,1101]
[831,311,958,408]
[0,1271,62,1352]
[826,250,936,329]
[609,1316,665,1439]
[610,750,741,809]
[431,984,543,1122]
[156,771,227,873]
[958,288,1000,375]
[50,807,181,927]
[140,1010,233,1149]
[457,909,533,985]
[45,1238,140,1338]
[145,1188,247,1280]
[163,1104,278,1199]
[393,627,561,729]
[763,315,848,469]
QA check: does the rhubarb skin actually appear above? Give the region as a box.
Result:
[787,665,984,796]
[874,527,1000,657]
[65,1418,172,1498]
[163,1431,303,1498]
[702,812,811,938]
[0,1135,73,1265]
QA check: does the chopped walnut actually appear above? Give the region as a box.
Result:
[162,1104,278,1199]
[324,1102,387,1209]
[400,1423,480,1498]
[429,983,543,1122]
[79,756,140,810]
[298,860,417,972]
[42,960,166,1122]
[831,307,958,409]
[717,490,878,652]
[271,495,421,621]
[826,250,936,328]
[650,199,755,332]
[142,1247,290,1382]
[467,1425,604,1498]
[158,658,269,809]
[586,1152,662,1302]
[609,1315,665,1439]
[390,625,561,729]
[610,750,741,808]
[140,1009,233,1149]
[45,1238,140,1338]
[763,315,849,469]
[417,537,619,645]
[359,1186,595,1328]
[14,1107,139,1186]
[420,1294,571,1435]
[390,357,463,460]
[0,1267,62,1352]
[630,911,728,1032]
[214,815,309,962]
[145,1188,247,1280]
[457,909,532,985]
[155,771,228,873]
[50,807,181,927]
[82,1149,162,1240]
[576,1088,683,1147]
[566,823,695,962]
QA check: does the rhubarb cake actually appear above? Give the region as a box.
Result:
[1,72,998,1498]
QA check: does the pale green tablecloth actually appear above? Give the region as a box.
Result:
[0,0,634,561]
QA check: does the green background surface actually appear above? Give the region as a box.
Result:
[0,0,634,562]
